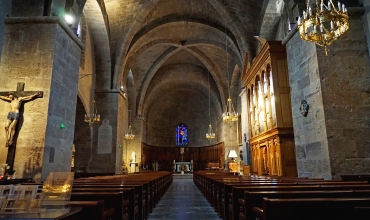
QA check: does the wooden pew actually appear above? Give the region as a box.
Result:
[67,200,115,220]
[253,197,370,220]
[21,184,136,220]
[239,190,370,220]
[222,182,299,220]
[22,171,172,220]
[71,191,131,220]
[233,184,370,220]
[72,171,173,219]
[72,183,144,219]
[193,171,370,220]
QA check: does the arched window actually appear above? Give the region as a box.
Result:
[176,124,188,146]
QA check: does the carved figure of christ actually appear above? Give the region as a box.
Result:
[0,83,43,147]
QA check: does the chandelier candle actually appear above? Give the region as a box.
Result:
[297,0,349,55]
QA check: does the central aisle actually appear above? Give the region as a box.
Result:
[148,178,221,220]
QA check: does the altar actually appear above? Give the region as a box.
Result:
[174,162,193,172]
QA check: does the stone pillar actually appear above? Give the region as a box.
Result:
[239,87,250,165]
[0,17,83,180]
[87,91,121,173]
[222,120,238,170]
[285,8,370,179]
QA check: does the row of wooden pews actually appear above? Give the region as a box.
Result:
[194,171,370,220]
[23,171,173,220]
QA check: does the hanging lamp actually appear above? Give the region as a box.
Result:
[124,110,135,140]
[222,20,238,123]
[297,0,349,56]
[206,72,216,140]
[84,100,100,123]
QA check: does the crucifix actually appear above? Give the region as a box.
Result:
[0,82,43,170]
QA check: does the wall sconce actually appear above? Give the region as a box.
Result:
[64,13,74,26]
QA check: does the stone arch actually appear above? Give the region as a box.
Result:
[114,0,248,89]
[120,21,242,88]
[127,20,243,116]
[135,45,228,116]
[258,0,285,40]
[114,0,160,89]
[208,0,249,57]
[142,64,223,118]
[230,64,241,96]
[82,0,111,90]
[126,70,136,113]
[135,46,182,116]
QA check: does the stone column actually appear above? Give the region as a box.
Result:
[285,8,370,179]
[239,87,250,166]
[222,120,238,170]
[0,17,83,180]
[87,91,122,173]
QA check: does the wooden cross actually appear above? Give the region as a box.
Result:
[0,82,43,98]
[0,82,43,170]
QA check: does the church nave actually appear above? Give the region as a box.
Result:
[148,178,220,220]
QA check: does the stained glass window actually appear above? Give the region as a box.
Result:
[176,124,188,146]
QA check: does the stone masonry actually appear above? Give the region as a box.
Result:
[0,17,82,180]
[286,8,370,179]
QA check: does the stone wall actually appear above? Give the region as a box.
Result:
[42,23,81,179]
[0,0,11,61]
[88,92,119,173]
[145,89,218,148]
[319,10,370,179]
[286,32,331,179]
[286,8,370,179]
[0,18,82,180]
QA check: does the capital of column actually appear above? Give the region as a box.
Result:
[5,16,84,49]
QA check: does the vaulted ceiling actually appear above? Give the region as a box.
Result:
[82,0,285,145]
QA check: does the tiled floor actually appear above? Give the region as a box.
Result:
[148,179,221,220]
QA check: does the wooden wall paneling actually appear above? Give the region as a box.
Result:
[141,142,225,171]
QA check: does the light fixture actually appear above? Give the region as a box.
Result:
[206,72,215,140]
[84,100,100,123]
[222,20,238,123]
[297,0,349,56]
[228,150,238,162]
[124,110,135,140]
[64,14,74,26]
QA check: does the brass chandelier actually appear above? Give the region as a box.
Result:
[206,72,215,140]
[84,100,100,123]
[297,0,349,56]
[222,21,238,123]
[124,110,135,140]
[222,98,238,122]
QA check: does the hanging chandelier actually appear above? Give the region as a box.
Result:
[297,0,349,56]
[206,124,216,139]
[222,20,238,123]
[206,72,215,140]
[222,98,238,122]
[84,100,100,123]
[124,110,135,140]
